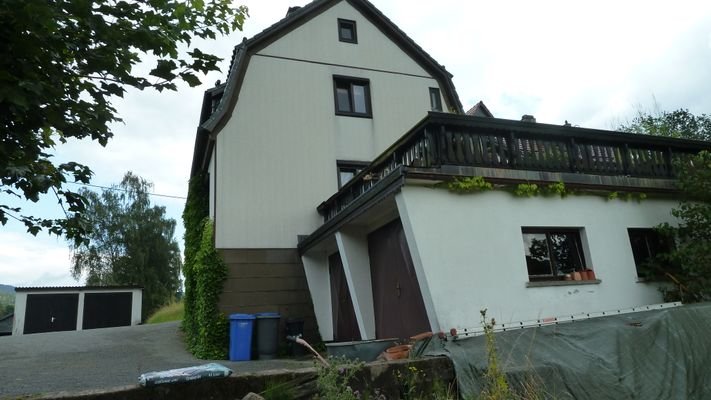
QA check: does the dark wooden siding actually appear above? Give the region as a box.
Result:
[219,249,319,343]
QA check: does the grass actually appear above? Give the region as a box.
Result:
[147,301,184,324]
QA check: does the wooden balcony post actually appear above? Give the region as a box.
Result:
[508,131,517,168]
[567,137,577,172]
[665,147,674,177]
[622,143,630,175]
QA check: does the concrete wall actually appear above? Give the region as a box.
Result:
[12,288,142,336]
[396,186,679,331]
[214,0,444,249]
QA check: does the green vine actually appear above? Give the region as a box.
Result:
[182,174,228,358]
[607,191,647,202]
[544,181,568,198]
[440,176,648,203]
[447,176,493,193]
[191,219,229,359]
[514,183,539,197]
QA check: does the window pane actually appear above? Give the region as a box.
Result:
[523,233,552,276]
[352,85,367,114]
[336,87,351,112]
[429,88,442,111]
[549,233,583,274]
[340,25,353,40]
[339,170,355,187]
[628,230,650,267]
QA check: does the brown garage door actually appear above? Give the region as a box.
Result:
[368,219,430,339]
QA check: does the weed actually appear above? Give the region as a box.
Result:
[261,379,297,400]
[315,356,364,400]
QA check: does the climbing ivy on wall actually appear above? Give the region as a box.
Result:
[191,219,229,358]
[182,174,228,358]
[444,177,648,202]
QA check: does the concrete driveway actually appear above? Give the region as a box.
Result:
[0,322,312,398]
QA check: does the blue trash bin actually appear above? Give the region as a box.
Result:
[229,313,256,361]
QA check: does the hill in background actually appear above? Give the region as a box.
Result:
[0,284,15,294]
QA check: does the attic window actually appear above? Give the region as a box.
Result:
[429,88,442,111]
[338,19,357,43]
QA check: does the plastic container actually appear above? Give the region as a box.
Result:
[229,313,255,361]
[285,317,306,357]
[254,312,281,360]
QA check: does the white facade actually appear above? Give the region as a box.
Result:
[304,187,679,340]
[212,1,447,249]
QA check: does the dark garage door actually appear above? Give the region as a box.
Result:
[82,292,133,330]
[24,293,79,334]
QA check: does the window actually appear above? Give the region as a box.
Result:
[333,76,371,117]
[429,87,442,111]
[522,228,587,281]
[627,228,673,278]
[337,161,368,188]
[338,19,357,43]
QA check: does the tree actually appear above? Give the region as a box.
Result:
[620,109,711,302]
[1,0,248,244]
[620,108,711,141]
[70,172,182,318]
[652,151,711,302]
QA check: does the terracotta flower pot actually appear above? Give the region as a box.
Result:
[383,344,412,361]
[580,270,590,280]
[573,271,582,281]
[587,269,596,280]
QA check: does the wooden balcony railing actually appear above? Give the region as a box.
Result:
[318,113,710,222]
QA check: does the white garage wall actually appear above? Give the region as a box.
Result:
[397,186,679,331]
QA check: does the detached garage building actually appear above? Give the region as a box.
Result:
[12,286,142,335]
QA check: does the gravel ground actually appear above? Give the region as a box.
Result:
[0,321,312,398]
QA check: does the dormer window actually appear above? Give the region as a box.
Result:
[338,19,357,43]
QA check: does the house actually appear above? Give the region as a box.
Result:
[190,0,710,343]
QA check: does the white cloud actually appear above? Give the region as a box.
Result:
[0,232,77,287]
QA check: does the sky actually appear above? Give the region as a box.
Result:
[2,0,711,287]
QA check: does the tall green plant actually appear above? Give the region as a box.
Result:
[190,219,229,358]
[182,173,209,349]
[653,151,711,302]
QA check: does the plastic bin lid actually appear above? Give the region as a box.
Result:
[229,313,256,320]
[254,312,280,319]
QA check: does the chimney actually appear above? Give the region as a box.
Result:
[521,114,536,123]
[286,6,301,17]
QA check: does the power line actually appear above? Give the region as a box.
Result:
[66,182,187,200]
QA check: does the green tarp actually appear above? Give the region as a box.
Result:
[427,303,711,399]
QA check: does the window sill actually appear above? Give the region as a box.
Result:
[636,278,662,283]
[526,279,601,288]
[335,111,372,119]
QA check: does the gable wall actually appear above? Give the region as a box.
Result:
[214,1,446,249]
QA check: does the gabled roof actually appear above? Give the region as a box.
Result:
[190,0,464,177]
[466,101,494,118]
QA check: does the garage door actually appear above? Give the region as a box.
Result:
[24,293,79,334]
[82,292,133,330]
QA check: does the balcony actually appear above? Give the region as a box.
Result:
[316,113,711,224]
